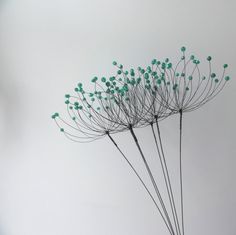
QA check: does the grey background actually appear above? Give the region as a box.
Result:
[0,0,235,234]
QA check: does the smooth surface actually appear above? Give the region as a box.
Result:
[0,0,235,234]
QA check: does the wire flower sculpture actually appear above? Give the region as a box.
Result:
[52,47,231,235]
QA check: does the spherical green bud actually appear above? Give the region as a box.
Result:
[65,100,70,104]
[74,88,79,92]
[144,73,149,79]
[117,70,122,75]
[91,98,95,102]
[65,94,70,98]
[106,81,111,87]
[202,76,206,80]
[91,77,98,83]
[181,56,185,60]
[60,128,64,132]
[207,56,212,61]
[186,87,189,91]
[223,64,228,68]
[167,63,172,69]
[181,46,186,52]
[101,77,106,82]
[225,76,230,81]
[215,79,219,83]
[78,83,82,87]
[211,73,216,78]
[109,76,115,81]
[188,76,193,80]
[190,55,195,60]
[151,59,157,65]
[112,61,117,65]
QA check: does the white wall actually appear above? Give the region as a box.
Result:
[0,0,235,234]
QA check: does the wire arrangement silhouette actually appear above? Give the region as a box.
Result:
[52,47,230,235]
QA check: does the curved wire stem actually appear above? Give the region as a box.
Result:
[151,123,180,235]
[107,133,173,235]
[179,110,184,235]
[129,127,175,235]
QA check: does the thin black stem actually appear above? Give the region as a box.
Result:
[107,133,173,235]
[179,110,184,235]
[156,120,182,235]
[129,127,175,235]
[151,123,179,235]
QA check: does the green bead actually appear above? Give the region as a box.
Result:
[202,76,206,80]
[51,115,56,119]
[144,73,149,79]
[157,61,161,65]
[65,94,70,98]
[181,56,185,60]
[188,76,193,80]
[186,87,189,91]
[207,56,212,61]
[161,63,166,69]
[181,46,186,52]
[167,63,172,69]
[157,79,162,84]
[211,73,216,78]
[91,77,98,83]
[109,76,115,81]
[69,106,73,109]
[97,107,100,110]
[65,100,70,104]
[112,61,117,65]
[74,88,79,92]
[101,77,106,82]
[225,76,230,81]
[74,102,79,106]
[173,84,178,90]
[223,64,228,68]
[151,59,157,65]
[190,55,195,60]
[91,98,95,102]
[78,83,82,87]
[72,117,76,121]
[106,81,111,87]
[60,128,64,132]
[165,58,169,63]
[215,79,219,83]
[181,73,185,77]
[78,106,83,110]
[117,70,122,75]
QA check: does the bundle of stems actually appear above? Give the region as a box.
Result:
[52,47,231,235]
